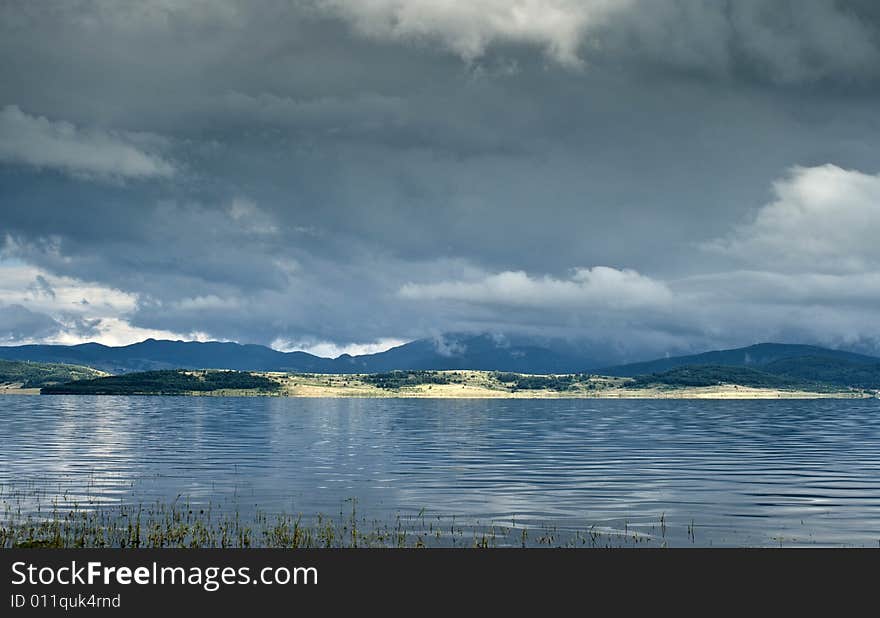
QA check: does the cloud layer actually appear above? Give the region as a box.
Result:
[1,1,880,359]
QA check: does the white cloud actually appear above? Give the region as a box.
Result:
[46,318,200,348]
[271,337,408,358]
[319,1,880,82]
[399,266,672,309]
[706,164,880,273]
[170,295,243,312]
[0,105,175,180]
[0,260,138,318]
[431,333,467,357]
[320,0,626,66]
[0,260,198,346]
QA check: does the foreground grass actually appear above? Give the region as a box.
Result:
[1,496,666,549]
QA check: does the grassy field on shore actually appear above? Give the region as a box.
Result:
[31,368,877,399]
[266,370,870,399]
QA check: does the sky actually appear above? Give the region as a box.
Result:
[2,0,880,362]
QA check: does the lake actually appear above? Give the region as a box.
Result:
[2,395,880,546]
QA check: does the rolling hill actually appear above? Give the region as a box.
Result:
[759,356,880,389]
[0,359,106,388]
[601,343,879,376]
[627,365,816,390]
[41,369,280,396]
[604,343,880,390]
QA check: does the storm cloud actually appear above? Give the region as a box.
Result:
[1,0,880,361]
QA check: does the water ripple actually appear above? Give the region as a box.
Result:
[1,396,880,546]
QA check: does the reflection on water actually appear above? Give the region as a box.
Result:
[2,396,880,546]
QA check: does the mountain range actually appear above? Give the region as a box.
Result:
[1,338,878,388]
[0,334,595,375]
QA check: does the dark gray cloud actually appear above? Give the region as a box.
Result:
[0,304,63,343]
[1,1,880,359]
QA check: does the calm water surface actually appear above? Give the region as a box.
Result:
[2,395,880,546]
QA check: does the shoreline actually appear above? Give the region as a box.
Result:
[0,386,40,395]
[239,371,877,399]
[12,387,873,400]
[16,369,879,399]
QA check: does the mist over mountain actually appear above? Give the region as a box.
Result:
[335,334,596,373]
